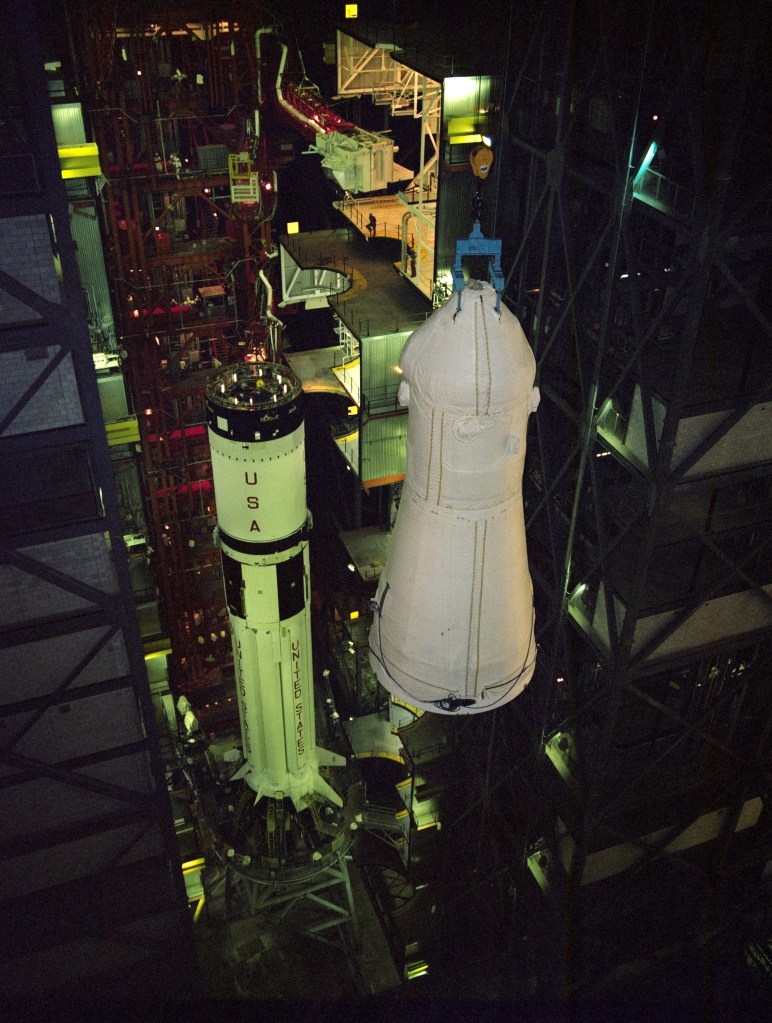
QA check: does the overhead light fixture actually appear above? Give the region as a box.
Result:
[633,142,657,186]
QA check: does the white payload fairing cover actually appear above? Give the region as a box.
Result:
[369,280,539,714]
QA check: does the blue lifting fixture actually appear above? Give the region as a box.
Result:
[452,144,505,315]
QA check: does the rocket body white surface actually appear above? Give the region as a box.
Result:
[369,281,539,714]
[206,363,343,809]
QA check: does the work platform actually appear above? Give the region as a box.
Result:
[280,227,431,336]
[339,525,393,582]
[284,344,347,395]
[333,194,437,302]
[280,229,431,490]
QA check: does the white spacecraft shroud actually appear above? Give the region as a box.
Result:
[206,364,344,811]
[369,280,540,714]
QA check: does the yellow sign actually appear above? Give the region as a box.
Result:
[286,221,300,235]
[345,4,358,17]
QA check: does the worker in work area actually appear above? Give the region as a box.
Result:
[367,212,376,238]
[407,241,416,278]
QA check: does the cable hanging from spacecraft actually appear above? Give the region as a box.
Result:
[478,610,537,710]
[464,519,485,695]
[480,295,493,414]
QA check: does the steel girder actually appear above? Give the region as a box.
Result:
[474,0,772,992]
[0,0,198,1000]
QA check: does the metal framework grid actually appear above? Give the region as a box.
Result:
[492,0,771,995]
[0,1,197,1000]
[386,0,771,1003]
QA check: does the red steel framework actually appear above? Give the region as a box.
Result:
[71,2,283,692]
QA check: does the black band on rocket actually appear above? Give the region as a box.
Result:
[206,396,303,442]
[218,521,310,556]
[221,549,306,621]
[206,362,304,442]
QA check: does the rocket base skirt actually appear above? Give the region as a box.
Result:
[369,486,536,714]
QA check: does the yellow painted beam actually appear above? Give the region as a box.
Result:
[105,416,139,446]
[353,750,407,764]
[448,133,484,146]
[58,143,102,179]
[447,116,478,136]
[182,857,206,874]
[390,697,422,716]
[143,641,172,658]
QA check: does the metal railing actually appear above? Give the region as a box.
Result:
[634,168,696,222]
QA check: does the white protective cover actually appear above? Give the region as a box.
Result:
[368,281,539,714]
